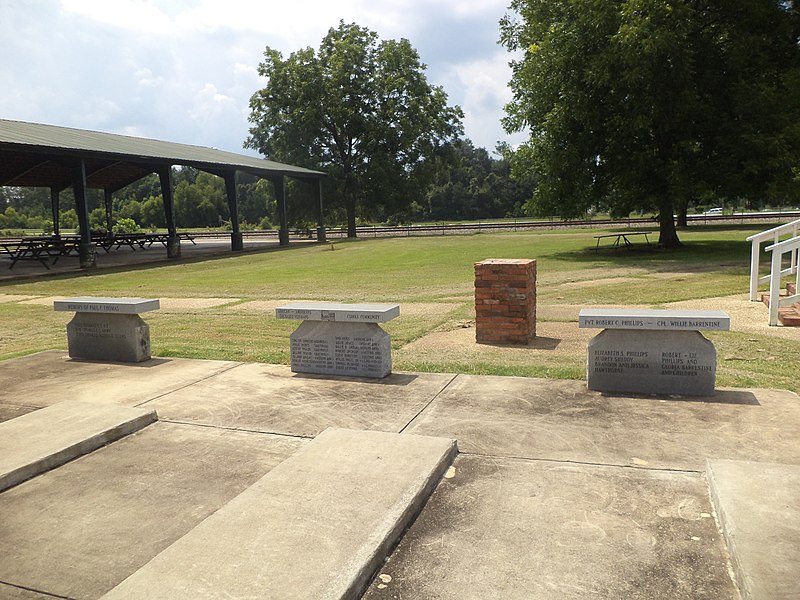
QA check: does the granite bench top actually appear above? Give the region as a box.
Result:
[275,302,400,323]
[53,297,161,314]
[578,308,730,331]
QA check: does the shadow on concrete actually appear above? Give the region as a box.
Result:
[289,371,420,387]
[67,357,174,368]
[600,389,760,406]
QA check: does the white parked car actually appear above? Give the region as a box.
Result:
[705,207,723,215]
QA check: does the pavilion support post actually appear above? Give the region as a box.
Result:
[273,175,289,246]
[103,188,114,238]
[50,187,60,237]
[313,178,326,243]
[71,160,96,269]
[157,166,180,258]
[224,172,243,251]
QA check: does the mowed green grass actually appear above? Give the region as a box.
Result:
[1,224,798,392]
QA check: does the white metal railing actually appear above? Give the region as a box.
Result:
[747,218,800,302]
[764,235,800,325]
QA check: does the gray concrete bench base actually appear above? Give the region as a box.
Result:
[290,321,392,378]
[67,312,151,363]
[588,329,716,396]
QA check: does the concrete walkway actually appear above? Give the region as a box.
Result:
[1,351,798,599]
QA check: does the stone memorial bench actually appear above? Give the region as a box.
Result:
[275,302,400,378]
[578,308,730,396]
[54,297,160,363]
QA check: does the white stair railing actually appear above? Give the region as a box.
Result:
[765,235,800,325]
[746,218,800,302]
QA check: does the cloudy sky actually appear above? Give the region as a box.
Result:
[1,0,527,158]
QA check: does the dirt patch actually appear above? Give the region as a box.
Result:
[18,296,67,306]
[536,303,630,321]
[396,321,595,363]
[541,268,650,285]
[666,294,800,341]
[397,303,461,317]
[0,294,40,304]
[558,277,640,289]
[227,300,461,318]
[401,294,800,361]
[18,296,237,312]
[158,298,237,312]
[226,300,304,313]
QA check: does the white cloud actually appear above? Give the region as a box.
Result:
[1,0,526,154]
[60,0,175,35]
[188,83,237,121]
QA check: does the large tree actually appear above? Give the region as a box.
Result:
[501,0,800,247]
[247,21,463,237]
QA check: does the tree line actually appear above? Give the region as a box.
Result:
[3,4,799,243]
[0,140,531,233]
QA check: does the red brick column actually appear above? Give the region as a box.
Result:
[474,259,536,345]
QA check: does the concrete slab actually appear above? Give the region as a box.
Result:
[0,583,56,599]
[0,403,37,424]
[405,374,800,471]
[0,351,240,407]
[707,459,800,600]
[145,362,455,437]
[363,454,739,600]
[102,428,457,600]
[0,400,156,492]
[0,421,304,600]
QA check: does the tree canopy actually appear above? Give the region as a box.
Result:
[246,21,464,237]
[501,0,800,246]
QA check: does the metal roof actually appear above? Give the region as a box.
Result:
[0,119,324,191]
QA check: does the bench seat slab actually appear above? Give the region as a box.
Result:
[276,302,400,323]
[54,297,160,315]
[579,308,730,331]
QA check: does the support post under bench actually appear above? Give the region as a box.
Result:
[276,302,400,378]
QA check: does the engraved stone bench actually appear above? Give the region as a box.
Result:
[275,302,400,378]
[578,308,730,396]
[54,297,160,363]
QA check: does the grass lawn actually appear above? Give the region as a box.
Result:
[1,224,798,393]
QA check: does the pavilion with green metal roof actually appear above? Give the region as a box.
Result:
[0,119,326,268]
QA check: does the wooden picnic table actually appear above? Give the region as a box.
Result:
[1,232,196,268]
[0,237,81,269]
[593,231,653,253]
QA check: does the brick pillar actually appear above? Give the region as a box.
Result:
[474,259,536,345]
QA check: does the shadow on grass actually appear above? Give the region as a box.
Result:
[552,239,751,272]
[0,241,319,289]
[477,336,561,350]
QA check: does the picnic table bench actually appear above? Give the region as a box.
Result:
[594,231,652,252]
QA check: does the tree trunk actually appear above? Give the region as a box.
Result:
[657,201,681,248]
[676,199,688,228]
[345,192,357,238]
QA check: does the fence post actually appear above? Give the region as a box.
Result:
[749,239,762,302]
[769,248,783,326]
